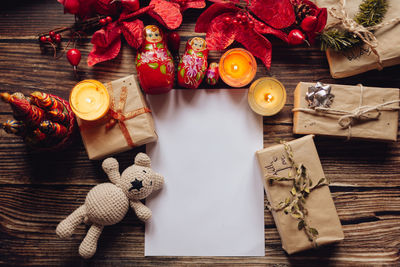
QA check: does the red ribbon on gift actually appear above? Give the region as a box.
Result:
[105,84,151,147]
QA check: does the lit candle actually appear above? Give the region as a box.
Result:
[70,80,110,121]
[248,77,287,116]
[219,48,257,87]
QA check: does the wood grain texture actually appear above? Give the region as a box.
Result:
[0,0,399,266]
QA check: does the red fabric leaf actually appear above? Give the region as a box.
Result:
[121,19,144,49]
[208,0,241,4]
[91,21,121,48]
[235,29,272,69]
[119,5,155,21]
[94,0,118,15]
[88,37,122,66]
[195,3,239,33]
[148,0,182,29]
[249,0,295,29]
[250,14,288,43]
[180,0,206,12]
[206,13,236,50]
[315,8,327,33]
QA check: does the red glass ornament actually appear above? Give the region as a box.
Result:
[288,29,305,45]
[301,16,318,32]
[66,49,81,67]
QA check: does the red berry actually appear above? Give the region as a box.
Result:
[232,19,239,25]
[248,20,254,28]
[224,16,231,23]
[167,32,180,53]
[47,37,53,42]
[236,13,241,20]
[54,34,62,43]
[99,18,107,26]
[300,16,318,32]
[39,36,47,43]
[288,29,306,45]
[66,48,81,67]
[106,16,113,24]
[49,31,55,39]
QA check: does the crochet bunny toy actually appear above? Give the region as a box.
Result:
[56,153,164,259]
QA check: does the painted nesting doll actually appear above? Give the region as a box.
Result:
[136,25,175,95]
[206,62,219,86]
[177,37,209,89]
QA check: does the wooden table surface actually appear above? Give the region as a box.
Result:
[1,0,400,266]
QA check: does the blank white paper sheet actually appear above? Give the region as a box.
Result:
[145,89,265,256]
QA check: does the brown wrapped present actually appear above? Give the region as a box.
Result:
[316,0,400,78]
[293,82,400,141]
[256,135,344,254]
[78,75,157,160]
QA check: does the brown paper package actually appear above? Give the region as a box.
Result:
[78,75,157,160]
[256,135,344,254]
[293,82,399,141]
[315,0,400,78]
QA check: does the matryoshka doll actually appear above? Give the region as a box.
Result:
[177,37,209,89]
[206,62,219,86]
[136,25,175,95]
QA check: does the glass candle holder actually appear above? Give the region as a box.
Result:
[70,80,110,121]
[219,48,257,87]
[248,77,287,116]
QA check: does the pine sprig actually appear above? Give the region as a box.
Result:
[320,0,388,51]
[355,0,388,27]
[320,29,361,51]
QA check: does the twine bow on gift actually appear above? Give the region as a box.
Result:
[327,0,400,70]
[293,84,400,140]
[105,83,151,147]
[265,141,329,247]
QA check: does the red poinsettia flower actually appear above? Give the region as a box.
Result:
[291,0,327,45]
[195,1,295,69]
[88,4,183,66]
[57,0,118,19]
[58,0,194,66]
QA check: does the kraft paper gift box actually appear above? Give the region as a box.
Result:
[256,135,344,254]
[293,82,400,141]
[315,0,400,78]
[78,75,157,160]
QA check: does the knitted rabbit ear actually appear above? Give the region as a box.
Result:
[135,153,151,167]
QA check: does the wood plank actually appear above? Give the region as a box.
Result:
[0,186,399,265]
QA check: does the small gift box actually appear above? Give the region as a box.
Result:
[256,135,344,254]
[78,75,157,160]
[293,82,400,141]
[316,0,400,78]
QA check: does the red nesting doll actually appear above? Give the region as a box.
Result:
[177,37,208,89]
[136,25,175,95]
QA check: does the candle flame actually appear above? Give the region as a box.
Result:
[264,93,274,103]
[231,64,239,72]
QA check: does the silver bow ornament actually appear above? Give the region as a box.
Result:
[305,82,335,108]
